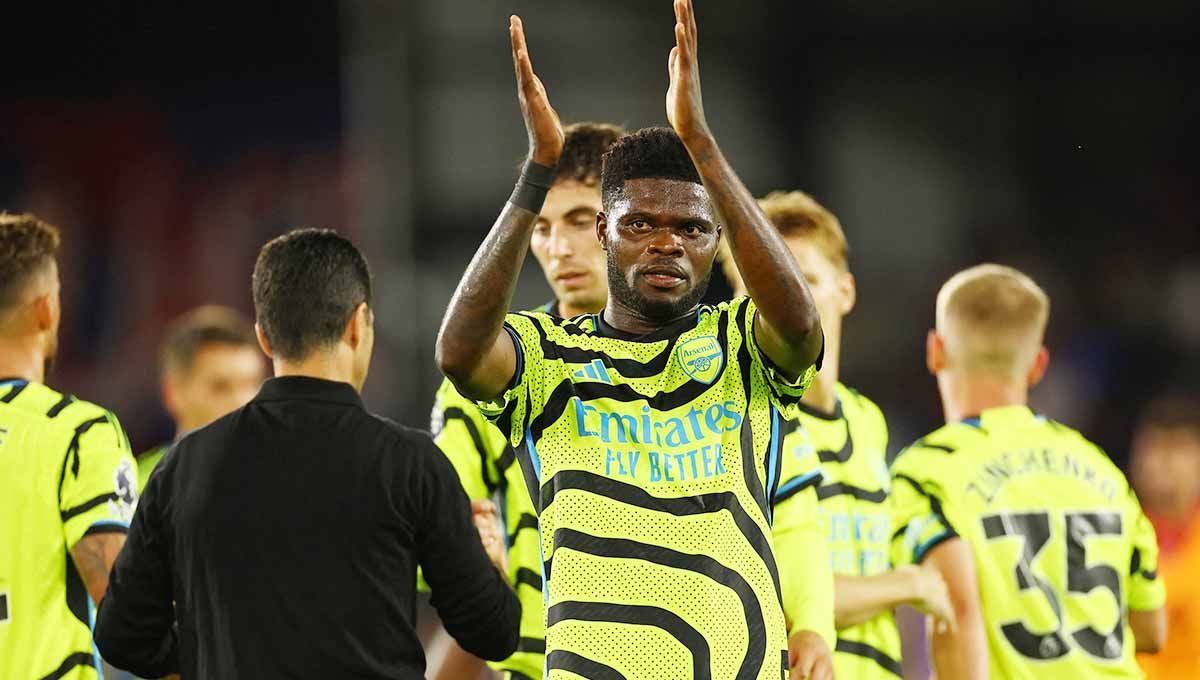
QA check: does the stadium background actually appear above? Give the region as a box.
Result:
[1,0,1196,469]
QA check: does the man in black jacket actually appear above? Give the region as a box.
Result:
[95,229,520,679]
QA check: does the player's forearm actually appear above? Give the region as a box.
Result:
[834,571,919,630]
[680,133,821,371]
[435,201,536,394]
[70,532,125,604]
[931,617,988,680]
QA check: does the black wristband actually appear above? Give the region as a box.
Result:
[508,158,558,213]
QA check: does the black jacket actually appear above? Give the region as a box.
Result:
[95,376,519,678]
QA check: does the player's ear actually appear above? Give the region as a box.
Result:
[839,271,857,316]
[254,323,274,359]
[1027,345,1049,387]
[596,212,609,250]
[926,329,945,375]
[344,302,370,349]
[32,293,54,332]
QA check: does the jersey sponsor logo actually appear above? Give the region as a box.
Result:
[573,398,741,484]
[676,335,723,385]
[824,508,892,575]
[109,459,138,521]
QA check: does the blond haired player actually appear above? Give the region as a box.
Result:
[721,191,953,680]
[0,213,139,679]
[890,264,1167,679]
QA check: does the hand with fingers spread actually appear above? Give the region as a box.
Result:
[472,499,509,574]
[510,15,564,167]
[666,0,712,144]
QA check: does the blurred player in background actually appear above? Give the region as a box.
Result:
[1131,395,1200,678]
[890,264,1166,679]
[720,191,953,680]
[436,2,827,676]
[427,121,625,680]
[136,306,265,487]
[0,213,139,679]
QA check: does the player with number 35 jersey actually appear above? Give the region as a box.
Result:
[890,264,1166,680]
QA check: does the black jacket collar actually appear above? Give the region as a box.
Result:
[253,376,363,407]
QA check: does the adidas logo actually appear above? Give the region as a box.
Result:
[573,359,614,384]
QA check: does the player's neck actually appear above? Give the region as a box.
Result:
[938,371,1028,423]
[558,299,604,319]
[800,343,841,414]
[272,351,360,392]
[0,338,45,384]
[601,299,694,337]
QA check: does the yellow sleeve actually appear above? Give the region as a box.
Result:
[59,411,139,548]
[773,483,835,647]
[431,379,509,502]
[474,313,548,452]
[740,297,818,421]
[889,451,956,568]
[1127,490,1166,611]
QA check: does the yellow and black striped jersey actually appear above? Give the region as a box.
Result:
[430,377,546,679]
[891,405,1165,680]
[0,378,138,680]
[477,296,819,680]
[774,383,899,679]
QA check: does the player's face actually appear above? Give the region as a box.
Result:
[168,342,265,433]
[598,178,718,320]
[530,180,607,315]
[783,239,855,335]
[1132,426,1200,511]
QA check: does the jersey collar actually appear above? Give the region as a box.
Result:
[591,306,703,343]
[254,376,364,408]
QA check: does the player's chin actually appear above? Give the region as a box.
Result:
[633,287,693,319]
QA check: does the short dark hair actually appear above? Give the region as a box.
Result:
[556,122,627,187]
[160,306,258,377]
[252,229,372,361]
[0,213,60,309]
[601,127,702,207]
[1137,395,1200,437]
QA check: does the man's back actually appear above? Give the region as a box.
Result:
[98,376,519,679]
[0,378,137,680]
[891,405,1165,679]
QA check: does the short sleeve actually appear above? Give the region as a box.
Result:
[60,412,139,548]
[1127,490,1166,611]
[740,297,819,420]
[889,455,956,567]
[473,313,548,450]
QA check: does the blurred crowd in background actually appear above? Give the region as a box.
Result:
[2,1,1197,675]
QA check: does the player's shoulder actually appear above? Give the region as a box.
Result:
[2,380,120,433]
[1038,415,1129,481]
[836,383,886,428]
[891,420,985,475]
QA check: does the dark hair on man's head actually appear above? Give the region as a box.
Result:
[601,127,702,207]
[160,306,258,377]
[1137,394,1200,438]
[252,228,372,362]
[556,122,627,187]
[0,213,60,309]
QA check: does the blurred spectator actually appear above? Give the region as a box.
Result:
[1133,395,1200,678]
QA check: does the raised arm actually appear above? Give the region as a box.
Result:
[435,16,564,400]
[665,0,821,376]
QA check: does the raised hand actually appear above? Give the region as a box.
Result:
[665,0,711,143]
[510,15,564,167]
